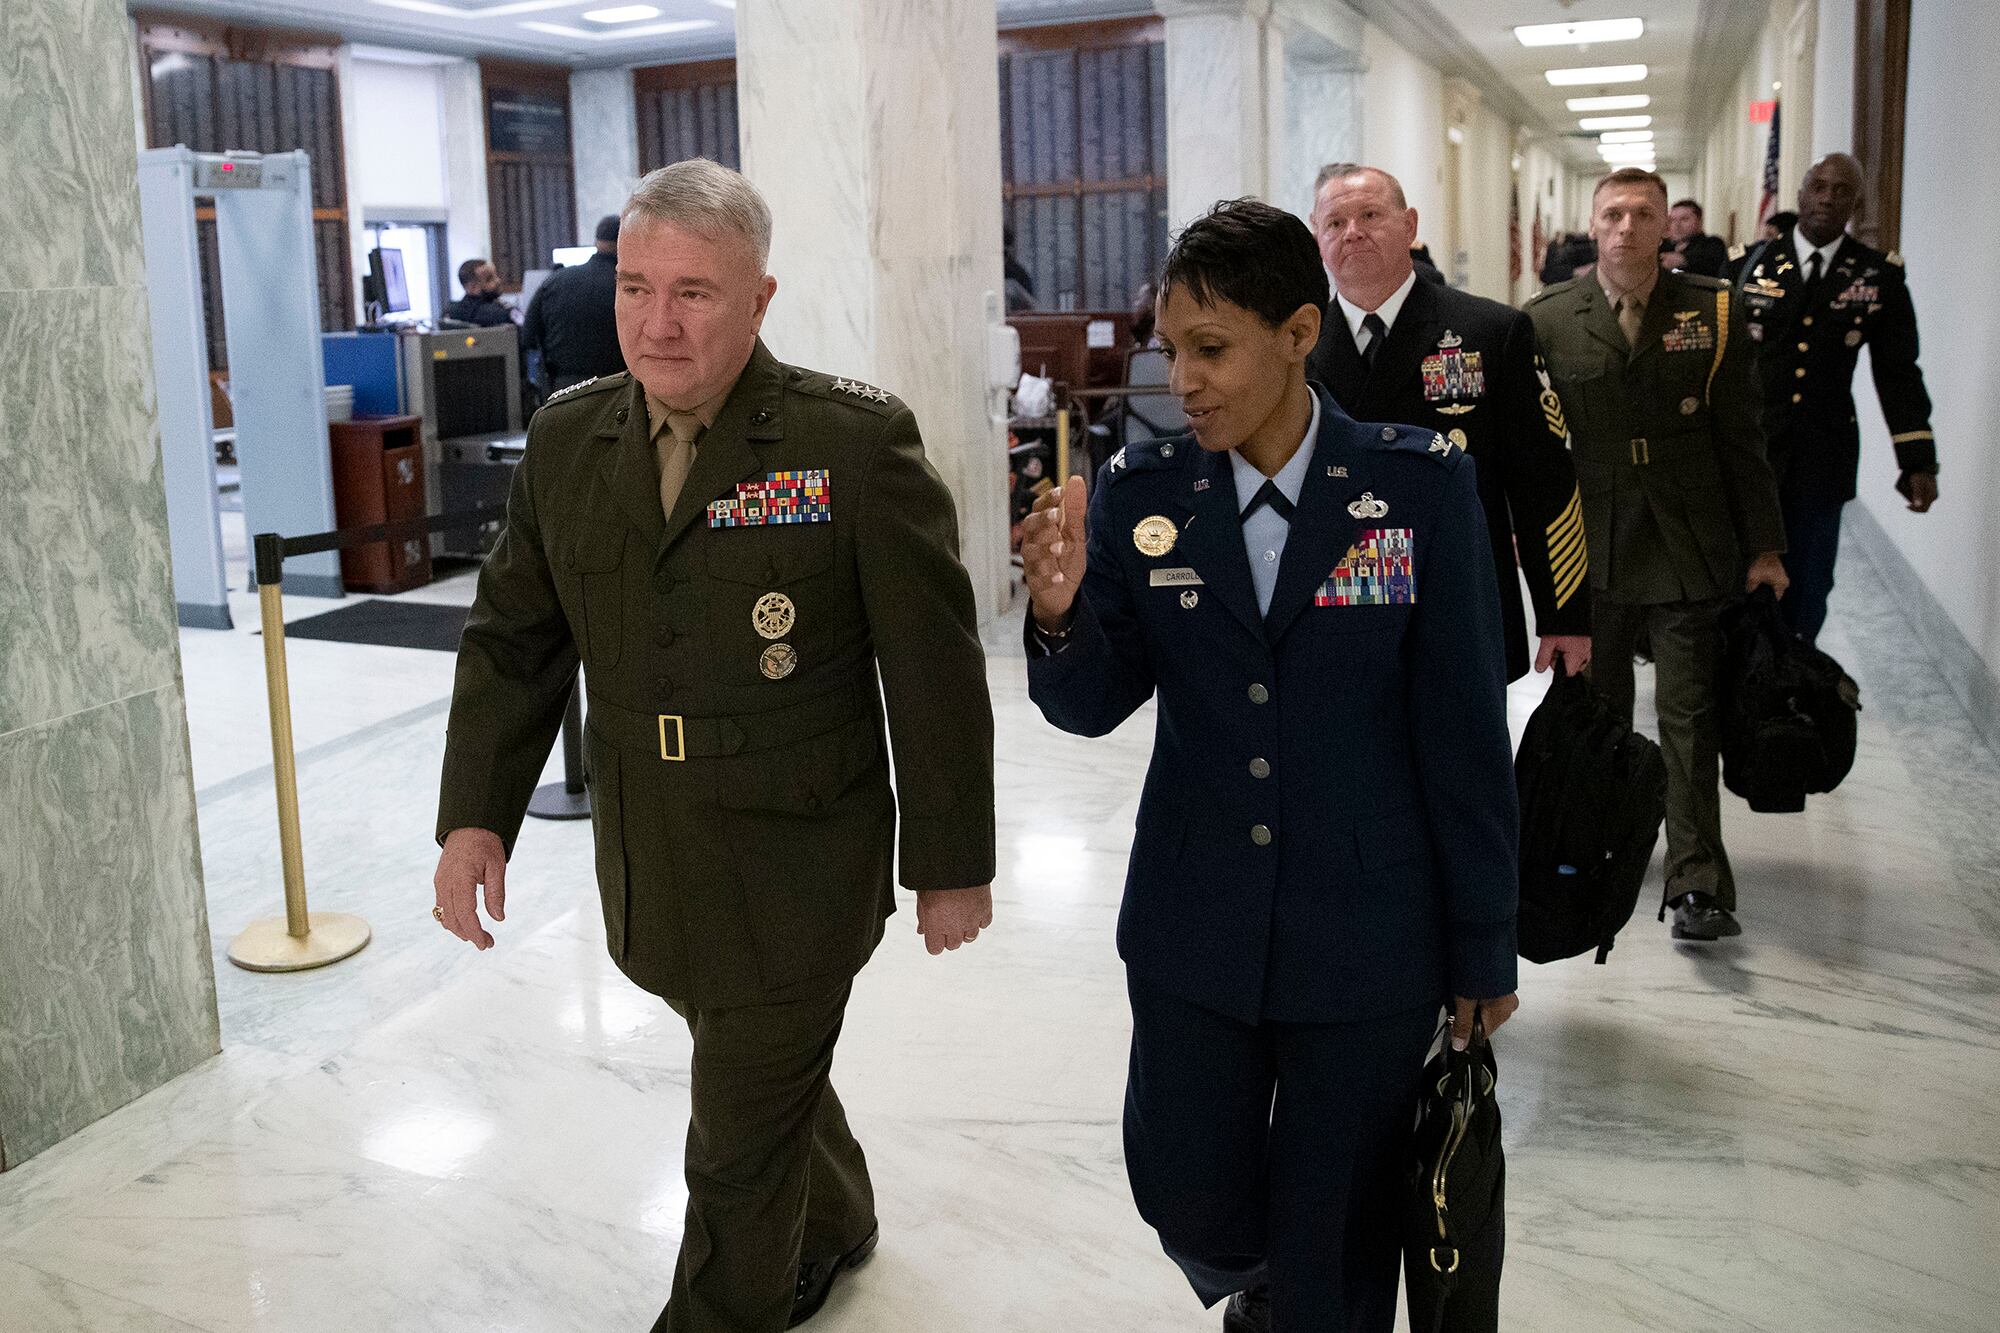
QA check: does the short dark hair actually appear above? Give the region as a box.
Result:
[457,257,488,290]
[1766,210,1798,233]
[594,214,621,244]
[1671,198,1703,218]
[1593,167,1669,207]
[1161,198,1328,328]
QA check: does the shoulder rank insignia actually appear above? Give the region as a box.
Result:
[1347,491,1389,519]
[547,376,599,401]
[831,377,892,404]
[1109,448,1128,472]
[1428,432,1455,456]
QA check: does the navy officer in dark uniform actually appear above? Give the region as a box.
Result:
[1736,152,1939,643]
[1021,199,1521,1332]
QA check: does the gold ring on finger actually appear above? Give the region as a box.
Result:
[432,905,445,922]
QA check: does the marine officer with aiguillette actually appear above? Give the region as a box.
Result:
[428,158,997,1333]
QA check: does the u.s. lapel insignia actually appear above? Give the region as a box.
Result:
[1193,477,1211,491]
[1347,491,1389,519]
[1133,515,1179,557]
[752,592,796,640]
[1326,465,1349,478]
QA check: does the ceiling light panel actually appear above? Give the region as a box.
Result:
[1567,94,1651,112]
[1515,18,1644,47]
[1598,130,1655,143]
[1578,115,1653,130]
[1546,64,1648,86]
[582,4,660,20]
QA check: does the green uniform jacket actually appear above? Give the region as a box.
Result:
[435,340,996,1006]
[1527,270,1785,605]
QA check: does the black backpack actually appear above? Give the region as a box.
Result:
[1514,672,1668,964]
[1719,589,1862,813]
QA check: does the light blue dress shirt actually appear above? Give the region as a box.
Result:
[1229,393,1322,617]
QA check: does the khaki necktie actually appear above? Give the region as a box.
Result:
[1617,295,1644,350]
[657,411,703,518]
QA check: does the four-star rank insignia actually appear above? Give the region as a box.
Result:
[831,377,893,404]
[1421,329,1484,411]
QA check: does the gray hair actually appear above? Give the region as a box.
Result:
[1312,163,1408,211]
[621,158,774,271]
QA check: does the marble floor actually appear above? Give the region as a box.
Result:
[3,525,1998,1332]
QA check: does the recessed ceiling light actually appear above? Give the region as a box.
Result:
[518,17,714,38]
[1579,115,1653,131]
[1567,94,1651,112]
[1599,146,1657,163]
[1515,18,1644,47]
[582,4,660,21]
[1546,64,1648,86]
[1599,130,1655,144]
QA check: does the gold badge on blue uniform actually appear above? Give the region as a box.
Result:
[1133,515,1179,557]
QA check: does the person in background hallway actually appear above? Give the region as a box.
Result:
[522,214,627,395]
[1735,152,1938,644]
[1410,240,1446,285]
[431,159,996,1333]
[1529,167,1787,944]
[1307,163,1593,684]
[1540,231,1597,286]
[1004,222,1037,312]
[1661,199,1732,278]
[443,258,514,327]
[1023,198,1520,1333]
[1733,212,1797,282]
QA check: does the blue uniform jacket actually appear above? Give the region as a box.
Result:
[1027,387,1520,1025]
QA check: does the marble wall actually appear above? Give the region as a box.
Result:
[739,0,1014,625]
[571,67,640,248]
[1160,0,1271,229]
[441,59,492,276]
[0,0,221,1170]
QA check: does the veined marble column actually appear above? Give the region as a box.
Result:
[738,0,1013,624]
[442,59,493,273]
[0,0,220,1170]
[1160,0,1272,229]
[1271,13,1365,225]
[571,66,639,247]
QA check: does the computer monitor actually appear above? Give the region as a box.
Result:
[368,247,410,315]
[551,245,594,269]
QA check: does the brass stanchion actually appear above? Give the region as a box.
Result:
[227,533,371,973]
[1055,396,1071,485]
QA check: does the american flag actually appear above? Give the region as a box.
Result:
[1757,100,1782,226]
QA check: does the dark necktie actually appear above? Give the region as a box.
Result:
[1804,250,1824,296]
[1358,312,1388,371]
[1241,479,1295,523]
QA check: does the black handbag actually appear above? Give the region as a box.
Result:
[1403,1024,1503,1333]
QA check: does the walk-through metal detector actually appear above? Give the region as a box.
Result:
[138,147,344,627]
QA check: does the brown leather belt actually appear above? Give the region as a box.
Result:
[586,679,876,762]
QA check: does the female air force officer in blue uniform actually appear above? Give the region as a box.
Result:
[1021,201,1522,1331]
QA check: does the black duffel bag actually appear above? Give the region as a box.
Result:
[1719,589,1862,813]
[1514,671,1668,964]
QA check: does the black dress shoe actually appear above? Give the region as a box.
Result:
[1222,1285,1271,1333]
[788,1224,879,1328]
[1670,892,1742,941]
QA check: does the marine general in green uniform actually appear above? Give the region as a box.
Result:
[1528,167,1788,944]
[429,159,997,1333]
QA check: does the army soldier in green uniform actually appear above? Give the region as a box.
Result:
[430,159,997,1333]
[1529,168,1788,943]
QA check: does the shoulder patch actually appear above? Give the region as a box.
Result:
[788,368,904,416]
[545,372,626,405]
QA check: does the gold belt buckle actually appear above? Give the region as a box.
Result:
[1630,436,1650,465]
[658,714,686,762]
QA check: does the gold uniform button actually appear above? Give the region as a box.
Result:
[1803,315,1814,326]
[1795,367,1807,378]
[1249,758,1270,779]
[1250,824,1272,846]
[1792,393,1803,403]
[1797,342,1810,352]
[1248,683,1270,704]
